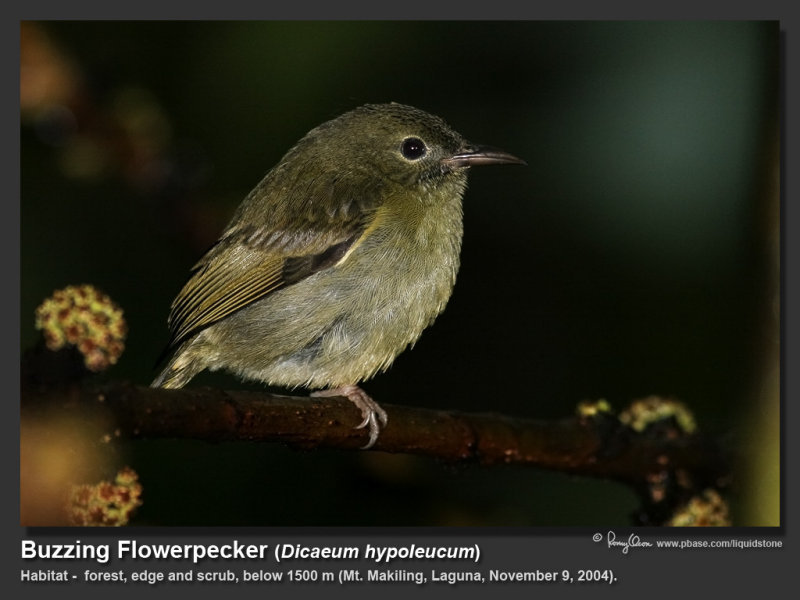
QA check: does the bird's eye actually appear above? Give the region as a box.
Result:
[400,137,427,160]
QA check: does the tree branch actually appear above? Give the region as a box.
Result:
[21,343,730,525]
[23,379,727,489]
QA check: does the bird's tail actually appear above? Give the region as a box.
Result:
[151,350,203,389]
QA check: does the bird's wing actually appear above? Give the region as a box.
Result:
[164,173,382,350]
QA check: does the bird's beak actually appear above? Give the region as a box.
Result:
[441,144,527,170]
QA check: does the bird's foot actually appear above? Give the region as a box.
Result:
[311,384,388,449]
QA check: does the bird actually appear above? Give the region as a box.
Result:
[152,102,525,448]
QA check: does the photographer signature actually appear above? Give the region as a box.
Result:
[599,531,653,554]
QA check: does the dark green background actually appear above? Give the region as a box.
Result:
[20,21,778,525]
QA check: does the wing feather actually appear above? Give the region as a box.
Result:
[162,169,383,351]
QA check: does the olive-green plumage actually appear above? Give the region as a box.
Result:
[153,103,524,447]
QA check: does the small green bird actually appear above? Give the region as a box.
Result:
[153,102,524,448]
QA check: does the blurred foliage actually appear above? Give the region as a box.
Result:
[20,21,778,526]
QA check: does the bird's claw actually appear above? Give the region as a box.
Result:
[313,384,388,449]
